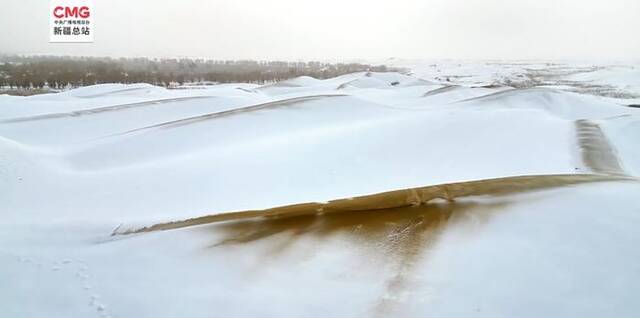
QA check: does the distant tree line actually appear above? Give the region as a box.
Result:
[0,55,395,90]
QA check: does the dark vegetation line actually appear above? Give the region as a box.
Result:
[0,55,397,91]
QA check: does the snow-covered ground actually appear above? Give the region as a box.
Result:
[1,62,640,317]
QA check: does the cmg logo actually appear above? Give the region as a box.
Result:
[49,0,94,42]
[53,6,90,19]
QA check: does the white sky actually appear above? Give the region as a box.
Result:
[1,0,639,60]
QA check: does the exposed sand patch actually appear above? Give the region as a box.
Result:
[0,96,215,123]
[113,94,347,136]
[204,200,509,316]
[421,85,459,97]
[114,173,629,236]
[575,119,626,175]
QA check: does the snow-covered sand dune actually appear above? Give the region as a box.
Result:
[2,64,640,317]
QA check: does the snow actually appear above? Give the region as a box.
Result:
[564,66,640,92]
[1,63,640,317]
[600,114,640,176]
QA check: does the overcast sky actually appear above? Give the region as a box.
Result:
[2,0,639,61]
